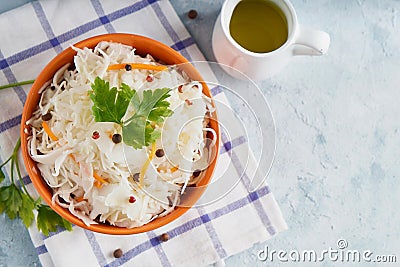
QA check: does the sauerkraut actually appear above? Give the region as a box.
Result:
[26,41,215,228]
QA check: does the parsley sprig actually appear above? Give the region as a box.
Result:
[89,77,173,149]
[0,138,72,235]
[1,79,72,235]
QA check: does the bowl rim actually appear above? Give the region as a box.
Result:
[20,33,220,235]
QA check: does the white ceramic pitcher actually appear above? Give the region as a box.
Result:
[212,0,331,80]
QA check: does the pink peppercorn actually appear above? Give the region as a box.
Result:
[129,196,136,203]
[92,131,100,139]
[146,75,154,82]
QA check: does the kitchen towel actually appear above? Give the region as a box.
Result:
[0,0,287,266]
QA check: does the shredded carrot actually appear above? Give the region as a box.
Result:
[42,121,107,189]
[76,196,85,202]
[68,154,106,188]
[41,121,58,141]
[157,165,179,173]
[68,154,104,187]
[170,166,179,173]
[94,180,103,188]
[107,63,168,72]
[139,143,157,187]
[93,171,108,184]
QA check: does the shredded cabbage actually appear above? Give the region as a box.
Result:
[27,41,214,228]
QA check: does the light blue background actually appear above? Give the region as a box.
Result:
[1,0,399,266]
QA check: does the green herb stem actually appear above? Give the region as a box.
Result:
[0,156,12,168]
[0,80,35,90]
[9,138,33,199]
[10,156,15,183]
[12,138,21,156]
[14,151,33,200]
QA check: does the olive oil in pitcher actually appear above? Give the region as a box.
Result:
[229,0,288,53]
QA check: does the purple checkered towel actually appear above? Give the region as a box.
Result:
[0,0,287,266]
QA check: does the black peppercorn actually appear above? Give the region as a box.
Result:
[159,233,169,242]
[155,149,165,157]
[113,248,123,258]
[41,112,52,121]
[188,9,198,19]
[133,173,140,182]
[192,169,201,178]
[125,64,132,71]
[112,133,122,144]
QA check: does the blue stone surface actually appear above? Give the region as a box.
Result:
[1,0,400,266]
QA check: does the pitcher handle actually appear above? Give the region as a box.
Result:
[293,25,330,56]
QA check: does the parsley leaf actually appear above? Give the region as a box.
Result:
[20,193,35,227]
[0,169,5,183]
[37,205,73,236]
[89,77,136,124]
[0,138,73,236]
[90,77,173,149]
[123,88,172,149]
[1,184,22,219]
[0,184,35,227]
[0,186,10,214]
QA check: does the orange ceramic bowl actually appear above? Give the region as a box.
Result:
[21,33,219,235]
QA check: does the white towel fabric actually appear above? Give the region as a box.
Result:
[0,0,287,266]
